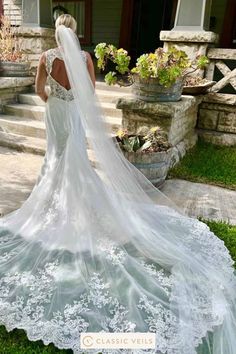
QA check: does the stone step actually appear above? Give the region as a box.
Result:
[0,131,46,155]
[4,104,45,121]
[0,131,97,166]
[0,115,46,139]
[31,81,132,95]
[95,81,132,94]
[18,93,45,106]
[100,102,122,118]
[0,114,121,140]
[97,90,131,104]
[4,101,122,120]
[19,90,129,106]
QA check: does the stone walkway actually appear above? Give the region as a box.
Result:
[162,179,236,225]
[0,146,236,225]
[0,146,42,216]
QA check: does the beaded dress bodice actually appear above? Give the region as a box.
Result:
[45,47,87,102]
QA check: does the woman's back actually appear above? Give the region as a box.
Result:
[50,56,71,91]
[45,47,87,101]
[35,46,95,103]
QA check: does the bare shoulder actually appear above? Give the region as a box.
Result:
[83,50,91,58]
[42,47,56,60]
[37,52,47,75]
[39,51,47,65]
[83,51,93,63]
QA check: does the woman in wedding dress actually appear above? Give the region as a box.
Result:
[0,14,236,354]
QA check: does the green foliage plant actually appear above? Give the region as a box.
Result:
[95,43,209,87]
[116,126,171,153]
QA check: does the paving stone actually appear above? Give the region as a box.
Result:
[162,179,236,225]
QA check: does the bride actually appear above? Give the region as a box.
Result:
[0,14,236,354]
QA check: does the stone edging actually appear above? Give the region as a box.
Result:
[116,95,202,116]
[160,30,218,43]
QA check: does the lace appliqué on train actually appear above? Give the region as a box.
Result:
[0,260,142,353]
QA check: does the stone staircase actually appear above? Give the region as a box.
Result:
[0,81,131,157]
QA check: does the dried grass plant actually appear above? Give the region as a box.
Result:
[0,15,24,62]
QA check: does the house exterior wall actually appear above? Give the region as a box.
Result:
[92,0,122,47]
[3,0,123,50]
[3,0,22,25]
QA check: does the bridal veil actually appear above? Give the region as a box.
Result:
[0,24,235,354]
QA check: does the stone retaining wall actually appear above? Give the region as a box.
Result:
[197,93,236,145]
[16,27,56,74]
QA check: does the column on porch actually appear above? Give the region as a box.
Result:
[16,0,56,74]
[160,0,218,73]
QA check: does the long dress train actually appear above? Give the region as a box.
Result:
[0,25,236,354]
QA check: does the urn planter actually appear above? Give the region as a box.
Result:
[123,148,172,187]
[0,62,30,77]
[132,75,184,102]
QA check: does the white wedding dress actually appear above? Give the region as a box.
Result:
[0,26,236,354]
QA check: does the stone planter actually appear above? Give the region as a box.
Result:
[183,81,216,95]
[131,75,184,102]
[0,62,30,77]
[123,148,172,187]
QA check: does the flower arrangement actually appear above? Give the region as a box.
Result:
[0,15,24,62]
[95,44,209,88]
[116,126,171,153]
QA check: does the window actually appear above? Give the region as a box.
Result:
[0,0,3,18]
[52,0,92,45]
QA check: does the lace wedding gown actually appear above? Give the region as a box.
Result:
[0,26,236,354]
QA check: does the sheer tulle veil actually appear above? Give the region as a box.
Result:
[0,24,235,354]
[55,26,183,213]
[55,25,236,353]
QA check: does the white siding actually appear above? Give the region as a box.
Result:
[92,0,122,46]
[3,0,22,26]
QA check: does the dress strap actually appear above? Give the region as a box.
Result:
[45,48,57,75]
[81,50,87,63]
[45,48,87,75]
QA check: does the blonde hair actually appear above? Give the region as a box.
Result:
[55,14,77,32]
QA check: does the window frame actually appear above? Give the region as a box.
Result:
[52,0,92,45]
[220,0,236,48]
[0,0,3,18]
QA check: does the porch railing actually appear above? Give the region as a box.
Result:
[205,48,236,93]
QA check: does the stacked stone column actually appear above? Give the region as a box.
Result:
[16,27,56,75]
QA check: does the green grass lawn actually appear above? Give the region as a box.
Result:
[203,219,236,268]
[0,220,235,353]
[0,327,72,354]
[169,139,236,190]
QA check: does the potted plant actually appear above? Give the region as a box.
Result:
[94,44,209,102]
[0,15,30,77]
[116,126,172,187]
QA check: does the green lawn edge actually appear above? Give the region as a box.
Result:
[169,139,236,190]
